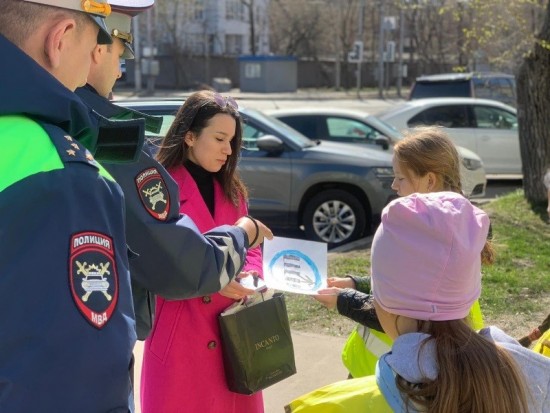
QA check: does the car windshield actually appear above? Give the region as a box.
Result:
[364,115,403,140]
[375,104,414,120]
[115,102,181,138]
[242,108,315,148]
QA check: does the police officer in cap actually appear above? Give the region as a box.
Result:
[76,0,273,341]
[0,0,138,412]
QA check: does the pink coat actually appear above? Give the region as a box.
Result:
[141,165,264,413]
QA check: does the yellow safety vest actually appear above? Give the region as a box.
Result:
[285,375,393,413]
[468,300,484,331]
[341,300,484,378]
[342,325,393,378]
[533,329,550,357]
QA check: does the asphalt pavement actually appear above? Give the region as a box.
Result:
[133,331,349,413]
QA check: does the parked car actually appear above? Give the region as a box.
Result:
[119,61,127,82]
[378,98,521,178]
[117,100,396,248]
[409,72,517,107]
[267,107,486,198]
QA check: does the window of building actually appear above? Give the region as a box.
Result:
[225,34,243,55]
[193,0,205,20]
[244,63,261,79]
[183,33,205,54]
[226,0,245,21]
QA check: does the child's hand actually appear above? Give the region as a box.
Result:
[327,277,355,289]
[313,287,342,310]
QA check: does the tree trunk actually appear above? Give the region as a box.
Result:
[516,1,550,205]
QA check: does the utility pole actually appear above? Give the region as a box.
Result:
[397,4,405,97]
[356,0,365,98]
[377,1,386,98]
[146,8,155,95]
[133,14,142,94]
[334,1,342,90]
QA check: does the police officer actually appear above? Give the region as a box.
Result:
[76,0,273,339]
[0,0,137,411]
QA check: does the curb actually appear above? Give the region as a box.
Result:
[112,88,404,102]
[329,235,373,253]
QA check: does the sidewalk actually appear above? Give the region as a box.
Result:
[113,86,404,102]
[133,330,348,413]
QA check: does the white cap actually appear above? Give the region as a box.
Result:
[23,0,113,44]
[106,0,155,59]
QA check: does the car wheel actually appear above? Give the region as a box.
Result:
[303,189,366,248]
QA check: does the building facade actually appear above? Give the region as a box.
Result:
[153,0,270,56]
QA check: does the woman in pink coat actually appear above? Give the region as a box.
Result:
[141,90,264,413]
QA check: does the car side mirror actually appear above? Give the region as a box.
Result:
[256,135,284,153]
[375,136,390,150]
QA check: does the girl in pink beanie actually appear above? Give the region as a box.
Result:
[369,191,550,413]
[288,192,550,413]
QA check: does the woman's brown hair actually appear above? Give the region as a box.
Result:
[156,90,247,206]
[396,320,530,413]
[394,126,495,265]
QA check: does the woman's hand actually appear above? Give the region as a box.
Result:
[235,216,273,248]
[313,287,343,310]
[219,279,255,300]
[327,277,355,289]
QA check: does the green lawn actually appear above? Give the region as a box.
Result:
[284,190,550,338]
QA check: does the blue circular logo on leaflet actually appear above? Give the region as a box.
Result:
[268,249,322,291]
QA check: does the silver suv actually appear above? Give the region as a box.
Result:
[119,100,396,248]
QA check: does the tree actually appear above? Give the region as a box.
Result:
[269,0,328,57]
[154,0,203,88]
[241,0,257,55]
[451,0,546,72]
[517,1,550,205]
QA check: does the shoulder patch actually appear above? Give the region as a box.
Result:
[135,167,171,221]
[69,232,119,329]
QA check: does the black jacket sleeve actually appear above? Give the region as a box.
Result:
[336,289,384,332]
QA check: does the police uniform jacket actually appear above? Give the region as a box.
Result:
[0,35,136,412]
[75,85,249,340]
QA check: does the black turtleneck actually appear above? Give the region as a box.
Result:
[184,160,215,216]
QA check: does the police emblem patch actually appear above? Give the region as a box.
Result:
[70,232,119,329]
[135,167,170,221]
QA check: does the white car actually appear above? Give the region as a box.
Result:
[267,107,486,198]
[377,98,520,178]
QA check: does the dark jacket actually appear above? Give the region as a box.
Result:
[0,34,135,412]
[337,276,383,331]
[76,85,249,339]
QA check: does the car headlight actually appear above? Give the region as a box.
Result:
[373,167,395,180]
[462,157,483,171]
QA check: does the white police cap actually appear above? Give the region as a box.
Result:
[23,0,112,44]
[107,0,154,59]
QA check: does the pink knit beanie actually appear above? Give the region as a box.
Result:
[371,192,490,321]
